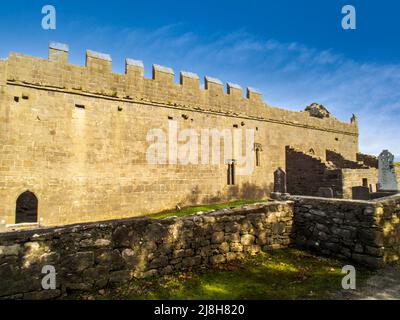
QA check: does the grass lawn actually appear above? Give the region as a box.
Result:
[148,199,268,220]
[395,162,400,166]
[75,248,373,300]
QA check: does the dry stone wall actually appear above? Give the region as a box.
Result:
[290,194,400,268]
[1,195,400,299]
[0,201,293,299]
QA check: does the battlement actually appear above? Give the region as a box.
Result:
[3,42,358,135]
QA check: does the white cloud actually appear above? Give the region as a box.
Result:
[67,24,400,158]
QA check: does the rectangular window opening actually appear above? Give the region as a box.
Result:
[256,149,260,167]
[227,161,236,185]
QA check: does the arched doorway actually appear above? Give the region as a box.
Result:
[15,191,38,224]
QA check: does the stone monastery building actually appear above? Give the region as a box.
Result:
[0,42,386,227]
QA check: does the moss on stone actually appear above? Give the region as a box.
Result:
[149,200,268,220]
[73,248,373,300]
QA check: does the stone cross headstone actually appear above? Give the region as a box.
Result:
[352,186,370,200]
[274,168,287,194]
[378,150,398,191]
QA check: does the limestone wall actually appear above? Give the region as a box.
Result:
[291,194,400,268]
[326,150,366,169]
[286,146,343,198]
[1,195,400,299]
[357,153,378,169]
[0,44,360,226]
[0,201,293,299]
[286,147,379,199]
[341,168,379,198]
[5,48,358,138]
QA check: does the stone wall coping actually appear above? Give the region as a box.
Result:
[153,64,174,75]
[287,195,374,205]
[247,87,262,94]
[86,50,112,62]
[227,82,242,90]
[205,76,223,85]
[0,200,292,241]
[126,58,144,68]
[288,194,400,205]
[371,193,400,203]
[49,42,69,52]
[181,71,199,79]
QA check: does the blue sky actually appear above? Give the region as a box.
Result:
[0,0,399,159]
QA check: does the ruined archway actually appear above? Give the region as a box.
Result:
[15,191,38,224]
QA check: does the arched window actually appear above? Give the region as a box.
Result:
[15,191,38,224]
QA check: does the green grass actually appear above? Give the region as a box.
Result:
[75,249,373,300]
[148,199,268,220]
[395,162,400,166]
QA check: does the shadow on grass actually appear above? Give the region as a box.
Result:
[78,248,374,300]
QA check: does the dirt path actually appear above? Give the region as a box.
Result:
[332,265,400,300]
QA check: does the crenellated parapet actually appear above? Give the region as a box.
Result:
[3,42,358,136]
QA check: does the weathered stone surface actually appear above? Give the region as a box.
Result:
[210,255,226,265]
[240,234,255,246]
[112,226,130,247]
[0,245,21,256]
[2,195,399,299]
[95,249,125,270]
[211,231,225,244]
[305,103,331,119]
[0,44,364,231]
[109,270,131,284]
[291,194,400,269]
[63,252,94,272]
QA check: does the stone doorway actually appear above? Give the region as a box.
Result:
[15,191,38,224]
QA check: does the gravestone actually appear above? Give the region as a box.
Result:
[378,150,398,191]
[274,168,287,193]
[318,187,334,198]
[352,186,370,200]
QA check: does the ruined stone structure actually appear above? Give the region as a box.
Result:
[0,201,293,299]
[291,194,400,268]
[285,147,379,199]
[1,194,400,299]
[0,42,391,227]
